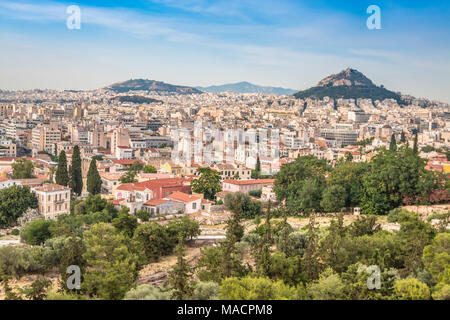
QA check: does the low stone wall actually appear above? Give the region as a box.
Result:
[401,204,449,216]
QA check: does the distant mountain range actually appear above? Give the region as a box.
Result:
[107,79,201,94]
[294,68,404,104]
[196,81,297,95]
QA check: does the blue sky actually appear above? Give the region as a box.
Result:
[0,0,449,102]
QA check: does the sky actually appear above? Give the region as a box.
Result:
[0,0,449,102]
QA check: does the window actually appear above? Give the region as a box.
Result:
[192,202,197,209]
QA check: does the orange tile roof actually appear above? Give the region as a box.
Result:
[144,198,170,206]
[111,198,126,205]
[168,191,200,203]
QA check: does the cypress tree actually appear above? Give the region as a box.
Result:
[55,150,69,186]
[69,145,83,196]
[389,134,397,152]
[413,134,419,154]
[87,158,102,195]
[400,131,406,143]
[256,200,272,277]
[252,156,261,178]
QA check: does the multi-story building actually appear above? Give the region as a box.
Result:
[33,184,71,220]
[32,125,61,155]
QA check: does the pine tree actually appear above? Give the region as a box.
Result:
[55,150,69,186]
[168,237,193,300]
[86,158,102,195]
[389,134,397,152]
[413,134,419,154]
[69,145,83,196]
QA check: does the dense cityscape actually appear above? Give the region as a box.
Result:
[0,0,449,307]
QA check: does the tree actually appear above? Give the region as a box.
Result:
[119,161,144,184]
[327,161,368,208]
[0,275,22,300]
[394,278,431,300]
[168,238,194,300]
[344,152,353,162]
[58,236,86,293]
[167,216,201,243]
[86,158,102,195]
[135,209,151,222]
[143,165,157,173]
[396,211,436,275]
[303,216,322,280]
[219,277,298,300]
[224,192,262,219]
[21,278,52,300]
[82,223,139,300]
[389,134,397,152]
[255,201,273,277]
[112,209,138,238]
[0,185,38,228]
[191,281,219,300]
[252,156,261,178]
[349,215,381,237]
[422,233,450,284]
[413,134,418,154]
[12,158,35,179]
[132,222,172,262]
[400,131,406,143]
[69,145,83,196]
[20,219,55,245]
[124,284,173,300]
[360,147,438,215]
[274,156,329,214]
[320,185,346,212]
[308,268,346,300]
[55,150,69,186]
[191,167,222,200]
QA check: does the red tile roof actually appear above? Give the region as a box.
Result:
[116,178,188,192]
